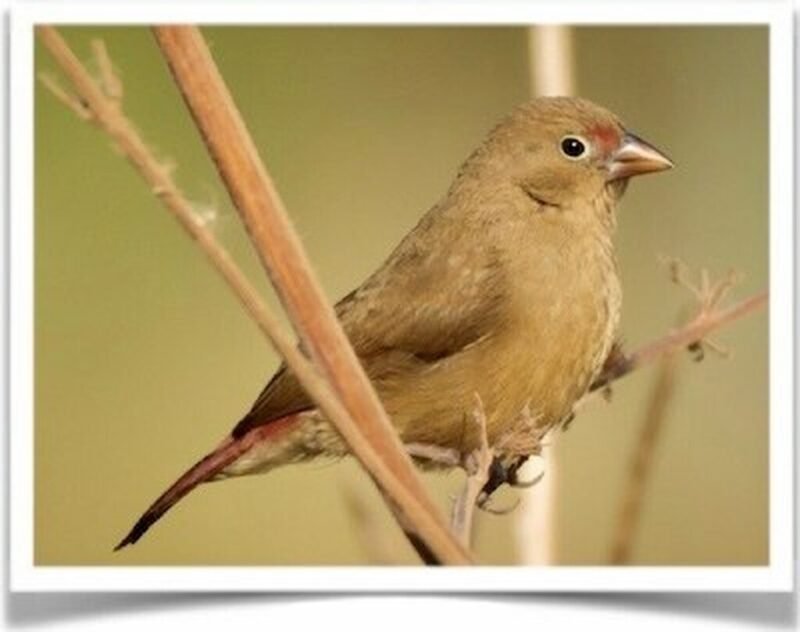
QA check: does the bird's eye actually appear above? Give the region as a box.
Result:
[560,135,589,160]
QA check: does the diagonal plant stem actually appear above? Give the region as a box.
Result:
[590,290,767,392]
[38,25,471,565]
[151,26,469,564]
[36,27,341,449]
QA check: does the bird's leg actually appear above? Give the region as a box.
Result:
[477,457,510,500]
[450,396,494,545]
[476,456,525,514]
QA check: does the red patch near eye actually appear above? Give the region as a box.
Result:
[587,124,620,155]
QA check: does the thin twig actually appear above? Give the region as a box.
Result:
[450,395,494,547]
[36,26,341,441]
[610,356,678,564]
[591,290,767,392]
[91,39,123,100]
[38,26,470,565]
[38,73,91,120]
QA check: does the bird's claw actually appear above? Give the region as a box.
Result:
[477,495,521,515]
[508,469,545,489]
[478,454,538,499]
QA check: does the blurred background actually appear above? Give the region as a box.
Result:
[34,26,768,565]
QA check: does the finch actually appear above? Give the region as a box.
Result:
[115,96,672,550]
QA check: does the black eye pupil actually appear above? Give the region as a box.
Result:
[561,137,586,158]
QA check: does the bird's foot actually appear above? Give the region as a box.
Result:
[508,467,545,489]
[560,411,576,432]
[476,454,543,507]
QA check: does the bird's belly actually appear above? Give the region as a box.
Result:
[384,278,619,453]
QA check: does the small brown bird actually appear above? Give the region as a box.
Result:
[115,96,672,550]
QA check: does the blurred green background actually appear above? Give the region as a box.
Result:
[34,26,768,565]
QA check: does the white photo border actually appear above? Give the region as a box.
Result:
[9,0,794,592]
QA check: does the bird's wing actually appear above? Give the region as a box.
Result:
[231,238,506,438]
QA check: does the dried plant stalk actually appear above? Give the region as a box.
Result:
[528,25,575,97]
[151,26,469,564]
[610,357,677,564]
[592,290,767,391]
[450,396,493,547]
[516,23,576,566]
[38,25,470,565]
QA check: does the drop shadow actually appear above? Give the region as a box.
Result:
[482,592,797,628]
[5,592,333,627]
[5,591,796,627]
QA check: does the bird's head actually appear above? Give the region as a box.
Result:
[468,97,673,212]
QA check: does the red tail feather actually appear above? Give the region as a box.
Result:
[114,414,300,550]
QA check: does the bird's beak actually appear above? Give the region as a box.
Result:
[606,132,673,181]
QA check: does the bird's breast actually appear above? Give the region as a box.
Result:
[376,214,621,454]
[496,227,621,431]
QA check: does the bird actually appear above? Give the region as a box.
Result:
[114,96,672,550]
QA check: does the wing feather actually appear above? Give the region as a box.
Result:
[232,213,506,438]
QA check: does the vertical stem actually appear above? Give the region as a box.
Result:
[610,358,677,564]
[516,24,575,565]
[527,25,575,97]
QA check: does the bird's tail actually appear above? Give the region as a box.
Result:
[114,414,301,551]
